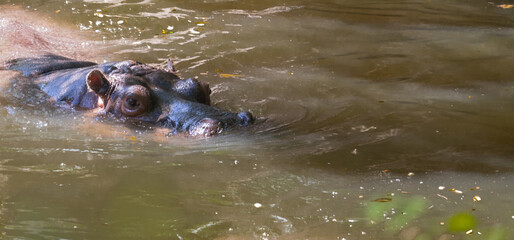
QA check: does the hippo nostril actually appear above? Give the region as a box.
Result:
[157,116,176,128]
[190,118,222,137]
[237,111,254,126]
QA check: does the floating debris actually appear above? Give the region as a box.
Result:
[372,198,392,202]
[408,172,414,177]
[436,194,448,200]
[189,28,200,34]
[448,212,476,232]
[449,188,463,194]
[438,186,446,190]
[161,29,173,34]
[254,203,262,208]
[497,4,513,9]
[473,196,481,202]
[219,73,244,78]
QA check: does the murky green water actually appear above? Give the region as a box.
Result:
[0,0,513,239]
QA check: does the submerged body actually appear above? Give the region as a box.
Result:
[4,54,253,136]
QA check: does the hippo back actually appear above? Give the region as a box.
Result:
[6,54,123,108]
[6,54,97,77]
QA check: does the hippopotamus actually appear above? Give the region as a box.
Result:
[4,54,253,136]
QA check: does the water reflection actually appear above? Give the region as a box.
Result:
[1,0,514,239]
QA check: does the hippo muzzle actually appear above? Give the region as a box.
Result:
[158,99,253,137]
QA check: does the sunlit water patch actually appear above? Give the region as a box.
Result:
[1,0,513,239]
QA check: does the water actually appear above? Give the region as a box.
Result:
[0,0,513,239]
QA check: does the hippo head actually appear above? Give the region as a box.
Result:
[85,61,253,137]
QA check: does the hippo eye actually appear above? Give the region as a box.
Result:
[126,98,139,108]
[121,86,151,117]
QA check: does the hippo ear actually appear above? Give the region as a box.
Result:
[86,70,110,96]
[166,58,176,73]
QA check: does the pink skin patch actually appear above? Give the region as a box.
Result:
[97,97,104,108]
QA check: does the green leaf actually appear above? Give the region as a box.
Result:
[447,212,476,232]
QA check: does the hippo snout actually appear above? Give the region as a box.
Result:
[188,112,253,137]
[189,118,223,137]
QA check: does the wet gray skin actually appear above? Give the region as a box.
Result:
[5,54,253,136]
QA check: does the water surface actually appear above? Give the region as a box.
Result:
[0,0,513,239]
